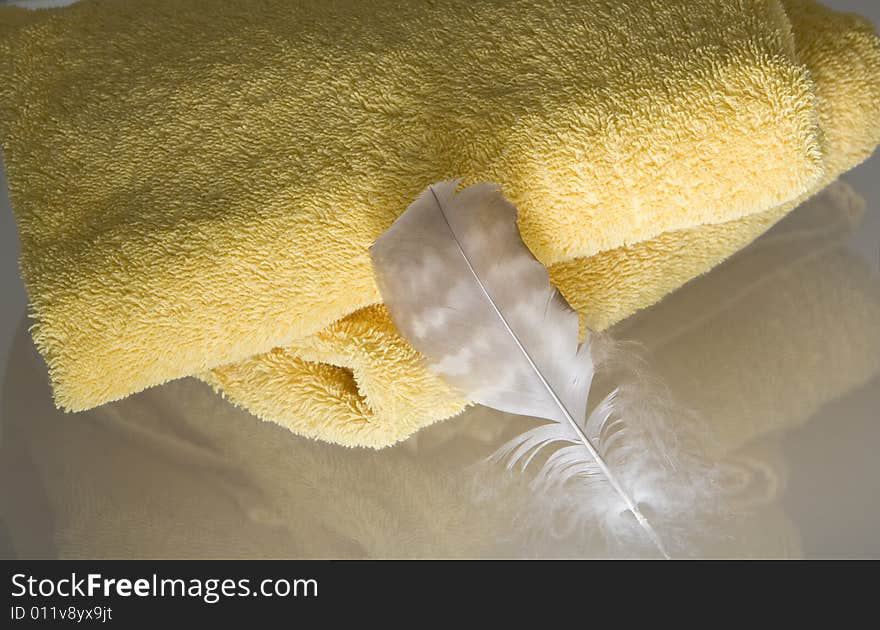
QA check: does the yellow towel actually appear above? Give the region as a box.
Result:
[1,0,879,447]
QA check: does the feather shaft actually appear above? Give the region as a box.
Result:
[427,185,670,559]
[372,181,673,558]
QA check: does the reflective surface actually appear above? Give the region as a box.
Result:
[0,0,878,559]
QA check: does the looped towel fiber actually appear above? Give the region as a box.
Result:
[1,0,879,447]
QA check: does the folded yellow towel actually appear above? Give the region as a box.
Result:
[1,0,878,447]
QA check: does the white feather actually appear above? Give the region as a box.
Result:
[471,334,793,559]
[490,341,731,558]
[371,181,677,557]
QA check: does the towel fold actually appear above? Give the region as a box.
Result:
[1,0,879,447]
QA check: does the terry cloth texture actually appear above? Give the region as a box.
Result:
[1,0,879,447]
